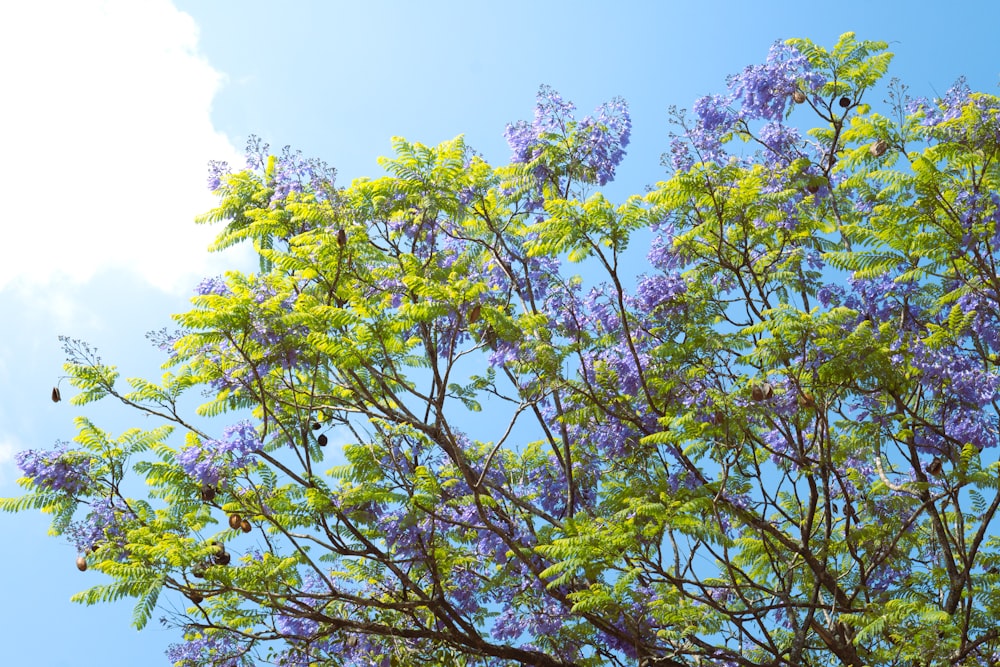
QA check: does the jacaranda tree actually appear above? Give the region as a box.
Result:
[6,33,1000,666]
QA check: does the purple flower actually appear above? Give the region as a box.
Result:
[505,85,631,186]
[727,41,826,122]
[15,444,91,494]
[166,631,251,667]
[758,121,803,168]
[275,613,321,639]
[195,275,231,297]
[177,421,261,486]
[206,159,231,191]
[65,498,135,554]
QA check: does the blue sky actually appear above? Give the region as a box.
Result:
[1,1,998,664]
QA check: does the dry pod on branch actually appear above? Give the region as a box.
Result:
[838,96,851,108]
[792,90,806,104]
[200,485,217,503]
[228,514,242,530]
[337,228,347,247]
[751,383,773,402]
[76,555,87,572]
[51,387,61,403]
[926,457,943,477]
[870,139,889,157]
[185,591,204,604]
[210,542,231,566]
[318,434,328,446]
[240,519,252,534]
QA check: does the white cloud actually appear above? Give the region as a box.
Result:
[0,0,244,294]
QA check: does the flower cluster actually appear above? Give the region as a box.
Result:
[504,85,631,186]
[15,444,91,495]
[671,41,824,170]
[504,85,577,163]
[207,159,231,191]
[165,630,251,667]
[243,135,338,205]
[177,421,261,486]
[65,498,135,554]
[727,41,825,122]
[909,341,999,453]
[195,275,231,297]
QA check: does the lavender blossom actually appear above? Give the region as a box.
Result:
[15,444,91,494]
[177,421,261,486]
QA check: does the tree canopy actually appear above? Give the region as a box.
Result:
[6,33,1000,666]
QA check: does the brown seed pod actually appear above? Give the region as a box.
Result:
[214,551,231,566]
[311,422,321,431]
[806,184,820,194]
[751,383,773,402]
[51,387,61,403]
[337,228,347,247]
[926,457,943,477]
[240,519,252,533]
[200,485,217,503]
[318,434,328,446]
[468,304,481,324]
[870,139,889,157]
[798,392,815,409]
[838,96,851,108]
[792,90,806,104]
[76,555,88,572]
[185,591,204,604]
[228,514,242,530]
[191,563,207,579]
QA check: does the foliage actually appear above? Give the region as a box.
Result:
[5,33,1000,666]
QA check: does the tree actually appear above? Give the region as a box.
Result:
[5,32,1000,666]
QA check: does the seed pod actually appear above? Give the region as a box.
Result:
[798,392,815,408]
[240,519,252,533]
[751,383,773,402]
[792,90,806,104]
[318,434,328,446]
[200,485,217,503]
[337,228,347,247]
[214,551,231,566]
[312,422,321,431]
[228,514,242,530]
[838,96,851,108]
[185,591,204,604]
[191,563,207,579]
[51,387,61,403]
[926,457,943,477]
[468,304,481,324]
[806,184,820,194]
[76,555,88,572]
[870,139,889,157]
